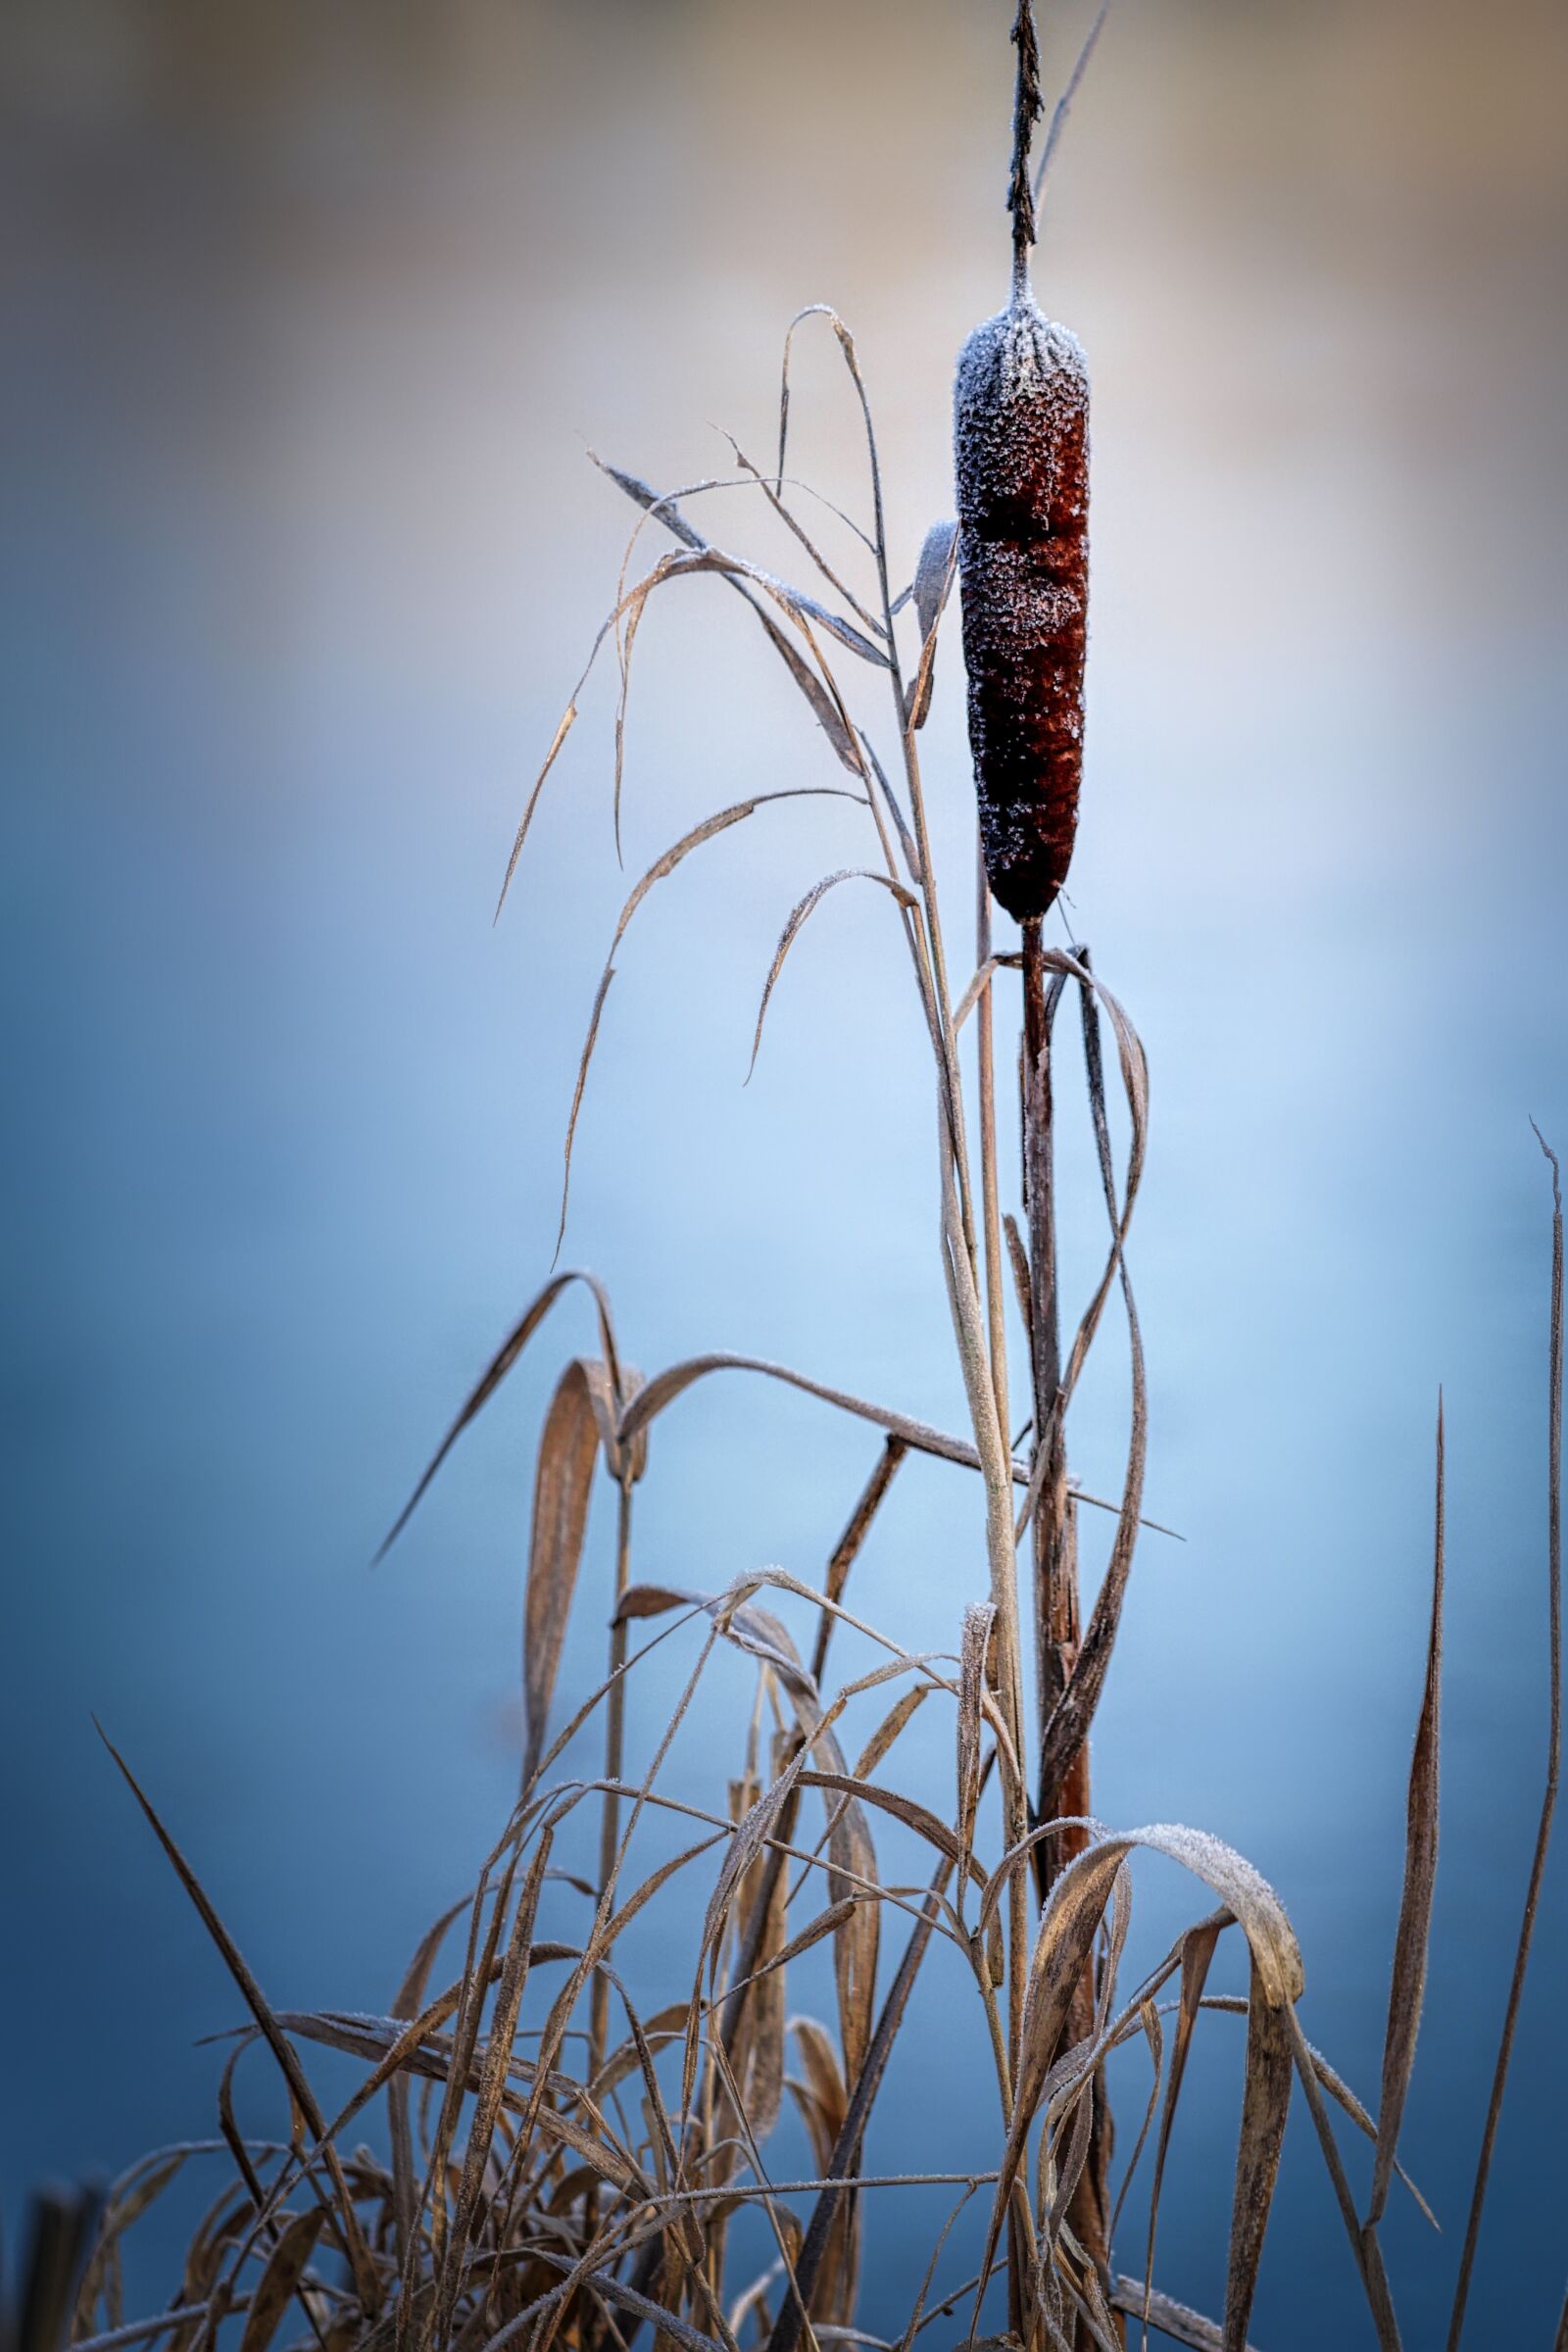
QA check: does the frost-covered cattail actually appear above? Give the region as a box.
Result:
[956,2,1089,923]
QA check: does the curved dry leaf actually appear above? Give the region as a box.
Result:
[1368,1399,1444,2228]
[792,1772,980,1901]
[721,1598,823,1703]
[851,1685,928,1784]
[911,519,958,648]
[772,310,888,680]
[904,519,957,730]
[375,1268,622,1561]
[235,2208,324,2352]
[498,522,882,907]
[1108,1997,1165,2249]
[973,1814,1102,1943]
[718,431,886,641]
[275,2009,637,2194]
[708,1600,881,2089]
[602,544,887,849]
[614,1984,689,2221]
[748,868,917,1082]
[749,1897,862,1985]
[702,1778,800,1992]
[1225,1963,1293,2352]
[592,2000,691,2105]
[615,1351,1018,1486]
[699,1562,924,1669]
[521,2253,727,2352]
[953,953,1018,1037]
[522,1363,605,1787]
[738,1829,790,2141]
[591,454,869,776]
[975,1823,1302,2325]
[612,1581,820,1706]
[776,305,870,494]
[826,1817,879,2091]
[215,2039,269,2231]
[557,789,864,1256]
[612,1581,705,1626]
[787,2017,848,2158]
[1034,957,1151,1798]
[615,538,881,843]
[495,696,579,922]
[74,2155,191,2338]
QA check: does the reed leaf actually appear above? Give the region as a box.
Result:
[234,2209,323,2352]
[1366,1399,1445,2229]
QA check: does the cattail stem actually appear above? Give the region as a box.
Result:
[1021,918,1116,2336]
[588,1476,635,2090]
[1021,921,1072,1812]
[976,840,1026,2343]
[977,832,1010,1445]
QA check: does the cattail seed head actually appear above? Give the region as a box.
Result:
[955,290,1090,922]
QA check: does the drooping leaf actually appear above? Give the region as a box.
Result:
[555,789,863,1254]
[1224,1963,1294,2352]
[974,1823,1302,2326]
[748,868,917,1083]
[614,1349,1020,1484]
[522,1363,606,1786]
[593,454,871,779]
[717,430,887,642]
[904,519,957,730]
[375,1269,622,1561]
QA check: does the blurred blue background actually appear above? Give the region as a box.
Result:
[3,0,1565,2340]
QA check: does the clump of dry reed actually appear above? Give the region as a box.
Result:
[26,11,1564,2352]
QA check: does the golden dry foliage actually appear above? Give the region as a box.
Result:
[51,12,1564,2352]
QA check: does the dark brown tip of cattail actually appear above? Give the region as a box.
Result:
[955,292,1090,923]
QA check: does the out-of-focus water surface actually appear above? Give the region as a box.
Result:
[3,1,1565,2339]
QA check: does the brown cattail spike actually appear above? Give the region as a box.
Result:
[955,293,1090,923]
[958,0,1091,926]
